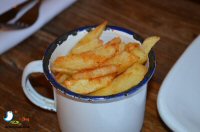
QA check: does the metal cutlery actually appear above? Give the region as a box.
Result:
[0,0,34,23]
[0,0,41,30]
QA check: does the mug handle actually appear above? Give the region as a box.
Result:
[22,60,56,112]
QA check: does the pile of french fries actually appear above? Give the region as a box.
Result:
[51,21,160,96]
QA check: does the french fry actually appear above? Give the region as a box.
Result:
[104,39,125,55]
[131,48,147,64]
[102,51,138,74]
[71,39,103,55]
[51,67,77,74]
[125,36,160,64]
[52,37,121,71]
[64,74,115,94]
[55,73,70,84]
[141,36,160,54]
[91,37,121,58]
[72,65,117,79]
[71,21,107,54]
[125,42,147,64]
[125,42,140,52]
[90,63,148,96]
[52,55,99,71]
[117,42,126,54]
[127,36,160,64]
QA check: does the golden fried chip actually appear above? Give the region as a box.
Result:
[52,55,99,71]
[130,47,147,64]
[125,42,147,64]
[64,74,115,94]
[71,21,107,54]
[92,37,120,58]
[104,38,124,55]
[102,51,138,74]
[72,65,117,79]
[71,39,103,55]
[55,73,70,84]
[141,36,160,54]
[52,37,121,71]
[90,63,147,96]
[51,66,77,74]
[125,42,140,52]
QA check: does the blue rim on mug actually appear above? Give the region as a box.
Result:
[42,25,156,102]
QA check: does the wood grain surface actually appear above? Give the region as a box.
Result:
[0,0,200,131]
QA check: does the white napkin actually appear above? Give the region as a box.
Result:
[0,0,76,54]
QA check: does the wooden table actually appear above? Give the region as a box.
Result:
[0,0,199,131]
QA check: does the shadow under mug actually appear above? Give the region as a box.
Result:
[22,25,156,132]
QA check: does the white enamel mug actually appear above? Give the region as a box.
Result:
[22,25,156,132]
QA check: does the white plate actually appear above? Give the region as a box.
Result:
[157,36,200,132]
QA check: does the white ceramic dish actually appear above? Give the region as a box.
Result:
[157,36,200,132]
